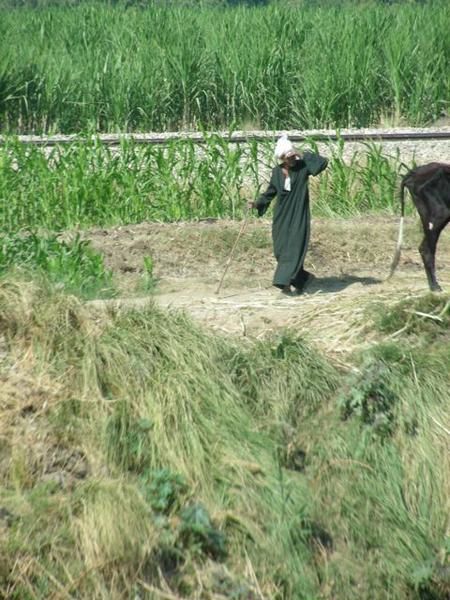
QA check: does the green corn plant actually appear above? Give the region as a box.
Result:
[0,135,415,229]
[0,231,115,298]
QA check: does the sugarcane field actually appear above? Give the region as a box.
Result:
[0,1,449,599]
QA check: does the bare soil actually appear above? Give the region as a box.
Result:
[84,216,450,356]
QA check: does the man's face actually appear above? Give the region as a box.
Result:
[283,152,298,168]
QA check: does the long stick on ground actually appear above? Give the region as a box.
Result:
[215,209,250,295]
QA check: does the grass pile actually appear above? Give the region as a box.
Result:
[0,277,448,598]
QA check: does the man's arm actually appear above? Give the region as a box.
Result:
[248,171,278,216]
[303,152,328,177]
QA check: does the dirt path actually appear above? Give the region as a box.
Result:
[85,217,450,356]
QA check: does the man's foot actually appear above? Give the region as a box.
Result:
[300,269,313,280]
[281,285,294,296]
[293,272,315,294]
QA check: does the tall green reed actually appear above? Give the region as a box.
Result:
[0,2,448,133]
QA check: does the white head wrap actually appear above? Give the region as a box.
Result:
[274,134,295,161]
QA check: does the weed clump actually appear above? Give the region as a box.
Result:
[106,405,154,472]
[338,356,399,438]
[139,468,188,514]
[0,231,115,299]
[179,503,227,561]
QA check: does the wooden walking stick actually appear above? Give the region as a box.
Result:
[215,207,250,295]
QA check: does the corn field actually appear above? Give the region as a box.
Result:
[0,136,411,231]
[0,1,449,134]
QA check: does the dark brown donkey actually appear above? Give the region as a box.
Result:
[389,162,450,291]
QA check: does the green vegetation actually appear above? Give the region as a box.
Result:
[0,136,411,232]
[0,231,115,298]
[374,294,450,339]
[0,136,258,229]
[0,1,448,133]
[0,278,448,598]
[136,255,157,292]
[0,2,448,597]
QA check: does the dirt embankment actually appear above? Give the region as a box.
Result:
[84,216,450,356]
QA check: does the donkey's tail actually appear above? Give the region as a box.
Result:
[387,179,407,279]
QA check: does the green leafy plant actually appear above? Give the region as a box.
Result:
[0,231,115,298]
[140,468,188,514]
[337,357,399,437]
[179,503,227,560]
[139,255,156,292]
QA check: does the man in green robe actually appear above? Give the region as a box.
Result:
[249,135,328,295]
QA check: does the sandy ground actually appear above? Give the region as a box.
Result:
[84,216,450,356]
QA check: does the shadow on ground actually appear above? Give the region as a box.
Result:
[305,274,383,295]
